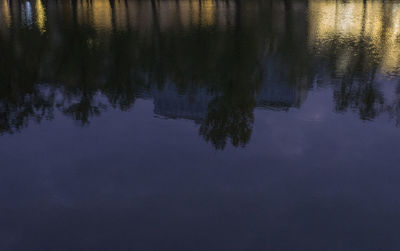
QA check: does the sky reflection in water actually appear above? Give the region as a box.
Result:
[1,0,400,250]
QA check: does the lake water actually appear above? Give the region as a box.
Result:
[1,0,400,249]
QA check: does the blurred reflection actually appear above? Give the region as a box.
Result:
[22,1,33,26]
[35,0,46,33]
[308,0,400,121]
[91,0,113,32]
[309,0,400,74]
[1,0,400,149]
[0,0,11,28]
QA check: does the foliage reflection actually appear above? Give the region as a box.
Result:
[1,0,400,149]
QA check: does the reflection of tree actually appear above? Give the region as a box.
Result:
[61,94,105,125]
[333,74,384,121]
[1,0,400,147]
[0,91,54,133]
[200,95,255,149]
[386,83,400,125]
[309,0,400,122]
[323,0,384,121]
[198,0,262,149]
[0,0,313,147]
[0,0,267,148]
[0,22,54,133]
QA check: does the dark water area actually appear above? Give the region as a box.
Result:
[1,0,400,249]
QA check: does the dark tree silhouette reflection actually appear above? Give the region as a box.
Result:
[200,95,255,149]
[1,0,400,148]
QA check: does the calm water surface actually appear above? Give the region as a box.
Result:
[1,0,400,250]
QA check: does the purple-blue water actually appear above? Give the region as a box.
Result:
[1,0,400,250]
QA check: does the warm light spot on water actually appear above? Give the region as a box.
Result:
[309,1,363,40]
[380,5,400,75]
[309,0,400,75]
[54,0,234,33]
[190,0,216,27]
[1,0,11,27]
[364,1,383,39]
[199,0,216,26]
[92,0,112,32]
[35,0,46,33]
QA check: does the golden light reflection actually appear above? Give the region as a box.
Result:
[35,0,46,33]
[92,0,112,32]
[194,0,216,27]
[71,0,233,33]
[157,0,229,30]
[309,0,400,74]
[309,1,363,41]
[1,0,11,27]
[364,1,383,39]
[380,5,400,74]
